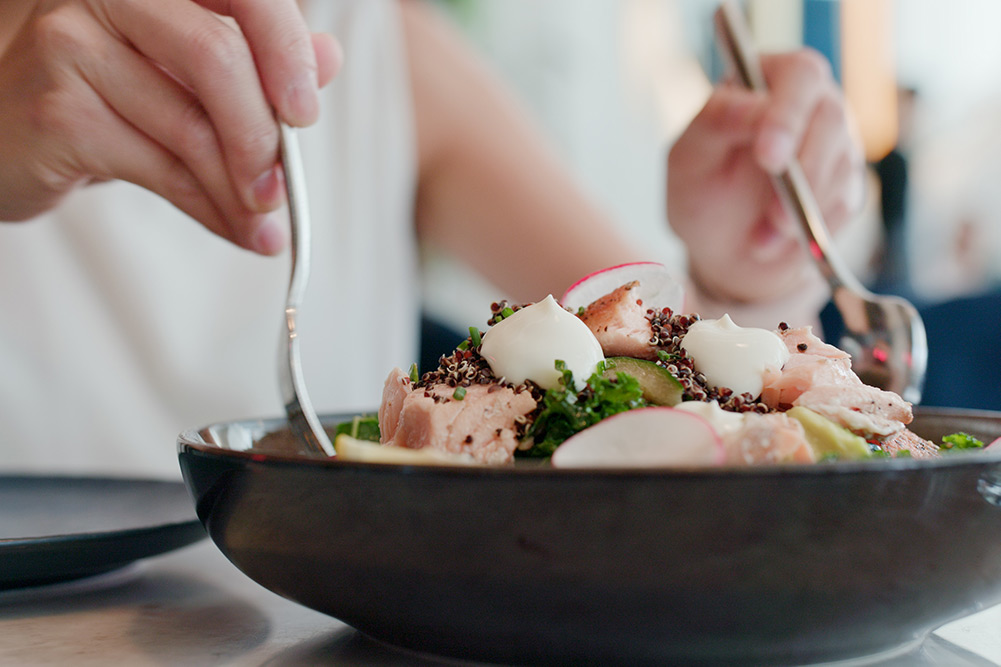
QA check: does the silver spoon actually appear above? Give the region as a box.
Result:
[278,123,335,456]
[713,1,927,403]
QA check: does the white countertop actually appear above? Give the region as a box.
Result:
[2,538,1000,666]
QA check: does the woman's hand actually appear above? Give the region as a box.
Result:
[668,49,865,304]
[0,0,341,254]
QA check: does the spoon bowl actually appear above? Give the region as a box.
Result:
[831,284,927,403]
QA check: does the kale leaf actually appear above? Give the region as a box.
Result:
[941,432,984,451]
[520,360,647,458]
[334,415,381,442]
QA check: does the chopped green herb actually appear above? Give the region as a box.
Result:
[453,387,467,400]
[941,432,985,451]
[501,306,514,319]
[520,360,647,458]
[409,362,420,383]
[656,349,680,364]
[334,415,381,442]
[457,340,469,351]
[469,327,482,347]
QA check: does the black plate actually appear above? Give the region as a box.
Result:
[178,408,1001,666]
[0,476,206,589]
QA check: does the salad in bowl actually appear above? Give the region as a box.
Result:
[177,262,1001,666]
[335,262,995,467]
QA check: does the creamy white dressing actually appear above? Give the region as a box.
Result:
[680,314,789,398]
[480,295,604,391]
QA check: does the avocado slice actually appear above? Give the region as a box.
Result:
[603,357,684,406]
[787,406,872,461]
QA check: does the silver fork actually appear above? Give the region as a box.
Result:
[714,1,927,403]
[278,123,335,456]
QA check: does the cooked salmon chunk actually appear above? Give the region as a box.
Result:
[378,368,537,465]
[726,412,816,465]
[578,281,657,360]
[880,428,940,459]
[794,384,912,438]
[761,326,914,439]
[760,327,856,407]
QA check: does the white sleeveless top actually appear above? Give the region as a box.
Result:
[0,0,419,479]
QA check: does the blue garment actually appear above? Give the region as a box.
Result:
[822,291,1001,410]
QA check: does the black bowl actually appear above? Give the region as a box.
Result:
[178,408,1001,666]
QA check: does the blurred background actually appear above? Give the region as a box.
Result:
[419,0,1001,330]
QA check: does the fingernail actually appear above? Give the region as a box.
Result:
[285,75,319,126]
[251,166,282,210]
[757,126,795,173]
[251,212,289,255]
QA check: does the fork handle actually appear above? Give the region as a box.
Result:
[280,124,335,457]
[713,1,869,296]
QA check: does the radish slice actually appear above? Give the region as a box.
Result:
[561,262,684,314]
[550,407,725,468]
[986,437,1001,451]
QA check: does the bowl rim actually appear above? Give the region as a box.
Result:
[177,406,1001,479]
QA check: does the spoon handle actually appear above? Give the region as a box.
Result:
[713,1,868,295]
[280,123,335,456]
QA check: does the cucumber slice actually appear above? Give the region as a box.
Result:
[603,357,684,406]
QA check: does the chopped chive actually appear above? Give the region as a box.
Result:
[409,362,419,383]
[501,306,514,318]
[656,349,679,364]
[453,387,467,400]
[457,340,469,351]
[469,327,482,347]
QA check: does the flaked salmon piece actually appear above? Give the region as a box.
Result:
[725,412,816,465]
[794,384,912,438]
[761,326,855,408]
[378,369,537,465]
[578,281,657,360]
[779,327,852,360]
[761,326,913,439]
[880,428,940,459]
[677,401,815,465]
[378,367,412,443]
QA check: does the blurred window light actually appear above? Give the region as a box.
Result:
[842,0,898,161]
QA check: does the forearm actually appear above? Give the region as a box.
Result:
[401,0,643,303]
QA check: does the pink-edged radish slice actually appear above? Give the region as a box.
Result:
[550,407,725,468]
[561,262,684,314]
[986,437,1001,451]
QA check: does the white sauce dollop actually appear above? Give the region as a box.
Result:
[480,295,604,391]
[680,314,789,398]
